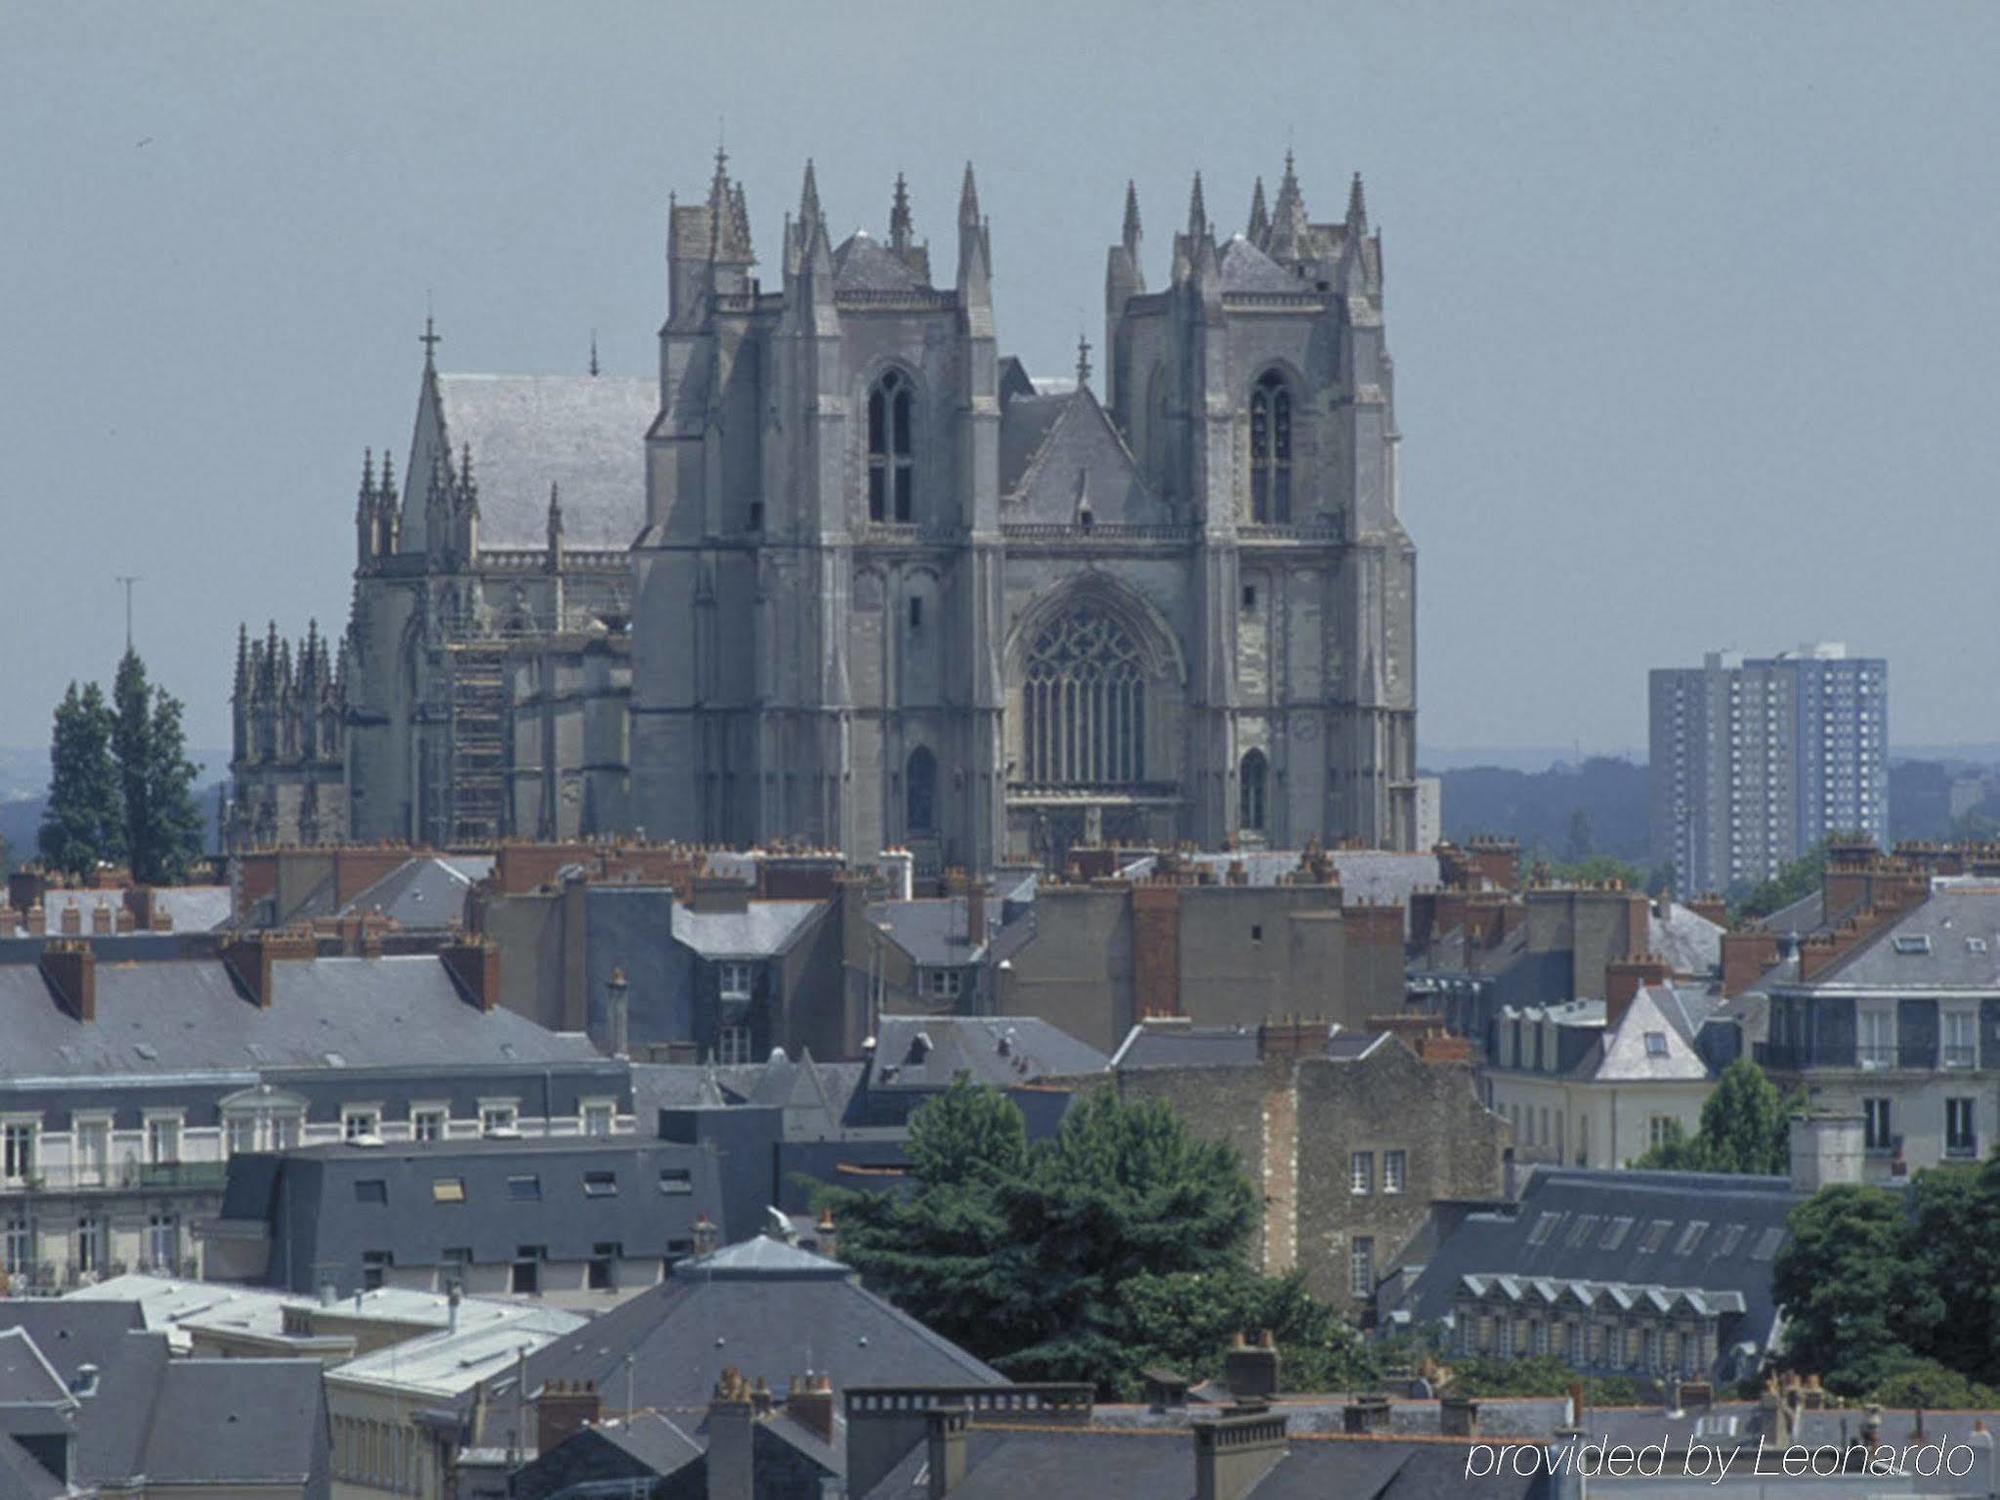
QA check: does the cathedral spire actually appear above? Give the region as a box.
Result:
[379,447,396,504]
[419,315,440,371]
[233,622,249,698]
[1122,179,1142,256]
[1269,150,1311,264]
[1186,171,1208,241]
[889,172,913,255]
[1347,170,1368,233]
[1248,177,1269,245]
[798,159,823,235]
[958,161,981,231]
[588,330,599,377]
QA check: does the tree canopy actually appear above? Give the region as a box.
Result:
[818,1080,1370,1397]
[1772,1156,2000,1401]
[36,652,204,884]
[1632,1059,1796,1175]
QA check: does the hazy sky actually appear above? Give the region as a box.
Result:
[3,1,1997,764]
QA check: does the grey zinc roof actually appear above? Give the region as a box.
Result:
[670,900,825,960]
[0,953,601,1080]
[1795,882,2000,991]
[329,1305,584,1398]
[505,1235,1002,1412]
[870,1017,1106,1089]
[832,231,924,292]
[590,1411,704,1476]
[435,374,655,550]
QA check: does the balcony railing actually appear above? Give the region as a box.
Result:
[2,1161,229,1194]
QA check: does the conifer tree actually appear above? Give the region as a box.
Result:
[38,682,122,880]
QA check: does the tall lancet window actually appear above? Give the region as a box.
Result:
[1239,749,1269,832]
[867,370,915,523]
[1249,370,1292,523]
[1023,609,1146,786]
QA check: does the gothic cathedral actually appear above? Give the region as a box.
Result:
[231,153,1418,871]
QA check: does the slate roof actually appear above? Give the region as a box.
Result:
[1791,882,2000,991]
[591,1410,705,1474]
[998,393,1071,495]
[1408,923,1530,978]
[0,954,601,1080]
[1399,1167,1801,1361]
[501,1236,1003,1413]
[1649,902,1724,976]
[433,374,655,550]
[1591,987,1713,1083]
[870,1017,1106,1090]
[337,855,492,926]
[999,386,1157,523]
[869,898,987,966]
[142,1358,325,1484]
[1130,850,1442,910]
[0,1330,66,1406]
[670,901,825,960]
[832,231,925,292]
[862,1426,1544,1500]
[1220,235,1305,293]
[0,1436,61,1500]
[1110,1022,1261,1070]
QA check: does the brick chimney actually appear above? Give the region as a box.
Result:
[707,1368,756,1500]
[1465,836,1522,892]
[688,877,752,915]
[441,937,501,1012]
[1132,884,1183,1019]
[1256,1018,1331,1063]
[1604,954,1671,1030]
[1721,930,1781,998]
[787,1374,835,1447]
[925,1406,968,1500]
[22,904,46,937]
[606,968,630,1058]
[89,900,113,935]
[1687,893,1729,928]
[535,1379,601,1453]
[965,881,987,949]
[40,939,96,1023]
[1194,1405,1288,1500]
[222,928,318,1008]
[59,903,81,936]
[1222,1331,1280,1400]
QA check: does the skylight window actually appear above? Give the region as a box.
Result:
[1751,1227,1786,1261]
[1716,1224,1746,1257]
[1526,1212,1561,1246]
[1637,1218,1673,1253]
[1565,1214,1601,1249]
[1600,1216,1635,1251]
[1676,1220,1710,1255]
[1893,935,1933,955]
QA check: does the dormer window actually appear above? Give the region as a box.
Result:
[1249,370,1292,523]
[868,370,915,523]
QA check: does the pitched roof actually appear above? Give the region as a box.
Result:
[139,1359,324,1484]
[503,1238,1003,1412]
[0,954,601,1080]
[1789,882,2000,991]
[590,1411,704,1475]
[0,1330,67,1406]
[670,901,825,960]
[1000,386,1157,525]
[869,1017,1105,1090]
[337,855,492,926]
[998,393,1070,495]
[431,374,655,550]
[1590,986,1714,1082]
[1399,1166,1801,1369]
[1650,902,1724,975]
[1219,235,1304,293]
[1110,1022,1261,1071]
[833,231,925,292]
[0,1436,62,1500]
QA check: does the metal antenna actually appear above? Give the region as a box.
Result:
[115,575,141,652]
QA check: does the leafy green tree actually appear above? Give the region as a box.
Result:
[109,650,205,885]
[1771,1185,1935,1394]
[1447,1354,1638,1406]
[1733,842,1836,923]
[38,682,121,880]
[1868,1357,2000,1411]
[1906,1161,2000,1383]
[1633,1059,1797,1175]
[823,1084,1333,1397]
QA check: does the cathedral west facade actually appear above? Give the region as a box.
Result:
[231,152,1418,870]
